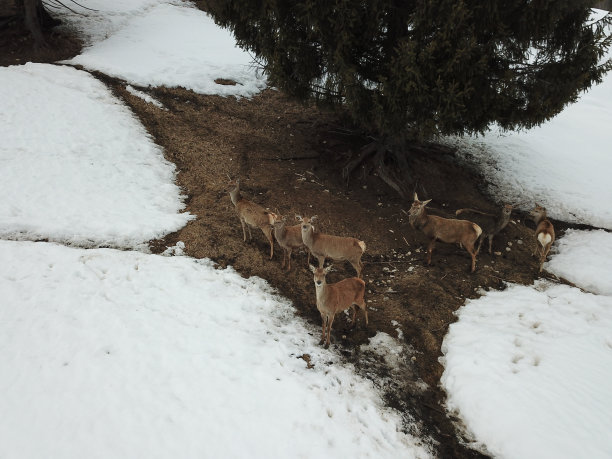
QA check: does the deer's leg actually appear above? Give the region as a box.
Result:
[350,260,362,278]
[280,248,287,269]
[465,242,477,273]
[476,235,484,255]
[320,312,327,345]
[325,314,336,348]
[539,248,546,272]
[426,239,435,265]
[359,299,369,327]
[488,235,494,254]
[263,227,274,259]
[349,305,357,329]
[286,248,293,272]
[240,218,247,242]
[539,243,552,272]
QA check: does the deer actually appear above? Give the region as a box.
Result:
[456,203,514,254]
[309,264,368,348]
[228,178,277,259]
[297,215,366,278]
[529,204,555,273]
[409,193,482,272]
[271,215,305,272]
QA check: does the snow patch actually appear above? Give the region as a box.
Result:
[61,2,267,97]
[441,280,612,459]
[126,85,165,109]
[546,229,612,295]
[0,241,432,459]
[0,63,192,248]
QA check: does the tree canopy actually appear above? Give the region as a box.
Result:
[204,0,612,140]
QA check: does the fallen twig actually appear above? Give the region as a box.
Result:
[262,155,319,161]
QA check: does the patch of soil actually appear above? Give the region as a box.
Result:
[94,76,552,457]
[0,16,81,66]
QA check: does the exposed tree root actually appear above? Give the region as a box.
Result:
[342,140,412,199]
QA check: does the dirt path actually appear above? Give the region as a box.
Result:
[3,23,566,457]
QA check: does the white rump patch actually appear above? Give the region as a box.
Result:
[538,232,552,247]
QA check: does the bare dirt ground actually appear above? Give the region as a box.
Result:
[3,21,582,458]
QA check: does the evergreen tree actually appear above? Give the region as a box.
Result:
[204,1,611,192]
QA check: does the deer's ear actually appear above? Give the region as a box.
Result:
[422,199,432,206]
[413,192,419,201]
[324,265,334,274]
[311,215,318,221]
[295,215,302,221]
[309,264,317,273]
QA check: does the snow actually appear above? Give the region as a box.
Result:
[442,23,612,229]
[0,63,192,248]
[441,281,612,459]
[55,0,181,45]
[0,240,431,459]
[59,1,267,97]
[545,229,612,296]
[441,228,612,458]
[126,84,165,109]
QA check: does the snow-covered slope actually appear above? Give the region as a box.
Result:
[0,63,192,248]
[441,228,612,458]
[0,240,430,459]
[60,1,267,97]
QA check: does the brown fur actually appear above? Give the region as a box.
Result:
[228,179,276,259]
[298,215,366,278]
[529,204,555,273]
[410,193,482,272]
[310,265,368,348]
[272,216,305,272]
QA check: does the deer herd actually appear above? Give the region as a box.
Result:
[228,178,555,348]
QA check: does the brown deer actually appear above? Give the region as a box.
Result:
[529,204,555,273]
[228,179,276,259]
[309,264,368,348]
[271,215,304,272]
[298,215,366,278]
[456,204,513,254]
[409,193,482,272]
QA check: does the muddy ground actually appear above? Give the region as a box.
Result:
[3,19,580,458]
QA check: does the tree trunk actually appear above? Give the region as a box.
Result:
[19,0,59,48]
